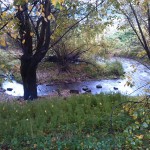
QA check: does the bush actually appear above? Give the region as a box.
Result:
[105,61,124,76]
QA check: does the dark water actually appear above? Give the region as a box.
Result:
[2,57,150,97]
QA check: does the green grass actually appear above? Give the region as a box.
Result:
[71,60,124,79]
[105,61,124,77]
[0,94,149,149]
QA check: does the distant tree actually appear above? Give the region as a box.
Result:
[112,0,150,59]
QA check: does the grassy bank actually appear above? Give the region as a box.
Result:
[37,60,124,84]
[0,94,149,149]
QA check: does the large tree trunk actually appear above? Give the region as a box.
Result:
[20,56,38,100]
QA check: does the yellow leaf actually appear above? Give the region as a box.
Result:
[11,33,17,39]
[30,32,34,36]
[34,144,37,148]
[28,5,32,11]
[40,4,43,8]
[22,39,25,44]
[137,51,146,58]
[135,121,139,124]
[7,22,13,28]
[42,12,45,17]
[50,35,55,40]
[47,14,55,20]
[0,38,6,47]
[60,0,64,4]
[2,12,7,18]
[135,135,144,139]
[52,0,64,5]
[36,11,40,16]
[1,64,5,68]
[44,18,48,22]
[19,6,23,11]
[132,114,137,120]
[7,42,11,46]
[15,6,19,10]
[47,15,51,20]
[51,0,57,6]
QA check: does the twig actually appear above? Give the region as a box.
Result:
[128,82,150,96]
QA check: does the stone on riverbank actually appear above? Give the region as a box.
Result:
[70,89,79,94]
[85,89,91,93]
[0,88,6,92]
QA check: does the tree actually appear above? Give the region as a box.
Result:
[0,0,106,100]
[0,0,64,100]
[112,0,150,59]
[45,0,111,71]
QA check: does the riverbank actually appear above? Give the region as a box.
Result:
[0,48,124,85]
[36,60,124,85]
[2,56,150,98]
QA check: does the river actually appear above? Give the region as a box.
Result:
[2,57,150,97]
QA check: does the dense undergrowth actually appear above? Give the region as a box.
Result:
[105,29,150,62]
[37,60,124,84]
[0,94,149,149]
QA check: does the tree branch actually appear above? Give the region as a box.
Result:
[49,0,105,49]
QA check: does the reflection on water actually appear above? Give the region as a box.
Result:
[2,57,150,97]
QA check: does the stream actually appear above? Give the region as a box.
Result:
[1,57,150,97]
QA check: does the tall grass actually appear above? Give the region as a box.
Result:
[83,60,124,79]
[105,61,124,76]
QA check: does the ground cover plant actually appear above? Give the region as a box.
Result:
[0,94,149,149]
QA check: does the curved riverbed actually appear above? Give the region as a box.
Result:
[2,57,150,97]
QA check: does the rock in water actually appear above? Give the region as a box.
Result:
[7,88,13,91]
[96,85,102,88]
[82,86,89,91]
[113,87,118,90]
[85,89,91,93]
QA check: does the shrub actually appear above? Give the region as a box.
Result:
[105,61,124,76]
